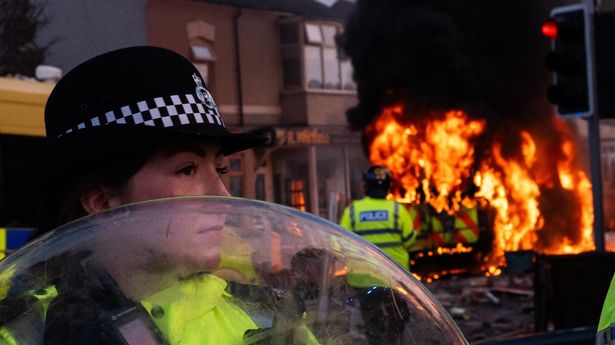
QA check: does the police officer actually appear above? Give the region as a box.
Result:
[339,166,417,345]
[0,46,321,345]
[339,165,417,271]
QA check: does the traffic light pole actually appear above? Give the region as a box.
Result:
[585,0,606,252]
[588,113,606,252]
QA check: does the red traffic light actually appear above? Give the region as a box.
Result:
[542,19,559,39]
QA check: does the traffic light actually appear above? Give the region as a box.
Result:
[542,4,595,118]
[594,11,615,117]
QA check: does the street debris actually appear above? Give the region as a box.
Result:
[424,272,535,343]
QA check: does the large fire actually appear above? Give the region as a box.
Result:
[367,106,595,274]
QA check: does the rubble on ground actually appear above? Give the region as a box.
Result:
[424,273,535,343]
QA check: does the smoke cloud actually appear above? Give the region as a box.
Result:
[341,0,562,139]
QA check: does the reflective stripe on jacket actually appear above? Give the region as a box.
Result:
[0,286,58,345]
[339,197,417,271]
[431,207,479,246]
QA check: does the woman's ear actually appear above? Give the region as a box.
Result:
[80,186,119,214]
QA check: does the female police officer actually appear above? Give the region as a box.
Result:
[1,46,275,345]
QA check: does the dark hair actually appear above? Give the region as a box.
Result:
[32,152,151,238]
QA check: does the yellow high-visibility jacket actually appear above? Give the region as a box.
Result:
[597,274,615,344]
[0,275,258,345]
[141,275,259,345]
[431,206,480,246]
[0,275,320,345]
[339,197,417,271]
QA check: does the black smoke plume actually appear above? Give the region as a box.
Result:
[341,0,563,137]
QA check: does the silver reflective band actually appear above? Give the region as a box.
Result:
[0,301,46,345]
[57,93,225,138]
[597,323,615,345]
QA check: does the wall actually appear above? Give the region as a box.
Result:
[146,0,283,127]
[281,90,356,126]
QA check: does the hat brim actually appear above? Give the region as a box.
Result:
[159,123,268,156]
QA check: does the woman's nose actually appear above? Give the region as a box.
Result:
[209,176,231,197]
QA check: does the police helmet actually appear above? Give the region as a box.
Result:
[363,165,392,197]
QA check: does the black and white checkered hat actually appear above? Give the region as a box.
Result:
[32,46,266,181]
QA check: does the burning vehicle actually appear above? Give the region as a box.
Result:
[367,106,594,280]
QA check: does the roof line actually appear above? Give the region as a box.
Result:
[193,0,353,20]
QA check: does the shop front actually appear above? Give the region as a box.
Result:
[252,126,369,223]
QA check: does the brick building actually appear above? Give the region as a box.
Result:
[0,0,369,233]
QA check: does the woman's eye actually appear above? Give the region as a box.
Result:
[178,164,198,176]
[216,166,229,175]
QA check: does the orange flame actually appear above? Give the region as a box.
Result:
[367,105,595,272]
[369,107,485,213]
[474,135,542,265]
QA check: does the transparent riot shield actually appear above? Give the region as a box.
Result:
[0,197,468,345]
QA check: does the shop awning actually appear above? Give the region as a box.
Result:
[0,77,52,137]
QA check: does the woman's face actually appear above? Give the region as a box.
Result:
[95,142,231,292]
[108,141,230,205]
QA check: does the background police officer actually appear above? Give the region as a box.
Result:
[339,165,417,344]
[339,165,417,271]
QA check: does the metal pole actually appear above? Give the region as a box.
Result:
[585,0,606,251]
[232,7,244,127]
[343,146,351,203]
[309,146,319,216]
[588,114,606,251]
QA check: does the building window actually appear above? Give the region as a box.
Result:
[256,174,266,201]
[305,23,323,43]
[340,59,354,90]
[303,22,355,91]
[229,176,243,197]
[191,44,215,61]
[191,42,216,86]
[227,156,244,197]
[187,20,217,87]
[305,45,323,88]
[279,18,356,91]
[230,157,242,172]
[289,178,307,211]
[280,17,303,89]
[273,148,311,212]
